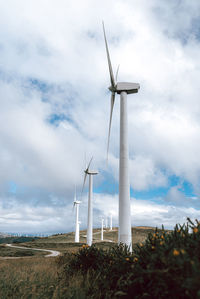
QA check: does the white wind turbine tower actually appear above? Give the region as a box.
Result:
[103,23,140,251]
[109,213,112,231]
[73,187,81,243]
[82,157,98,246]
[101,217,104,241]
[105,216,108,229]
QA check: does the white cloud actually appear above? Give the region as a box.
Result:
[1,194,200,234]
[129,156,168,190]
[0,0,200,232]
[130,198,200,229]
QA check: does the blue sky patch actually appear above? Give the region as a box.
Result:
[8,181,17,194]
[29,78,51,93]
[48,113,72,126]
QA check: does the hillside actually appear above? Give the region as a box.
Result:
[7,226,170,254]
[0,232,11,238]
[0,225,173,298]
[0,226,168,256]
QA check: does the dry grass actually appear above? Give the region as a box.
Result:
[0,227,168,298]
[0,244,46,257]
[0,257,59,298]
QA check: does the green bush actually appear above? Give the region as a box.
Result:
[58,219,200,298]
[0,236,38,244]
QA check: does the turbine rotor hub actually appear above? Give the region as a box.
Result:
[108,86,116,92]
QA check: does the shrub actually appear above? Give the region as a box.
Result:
[58,219,200,298]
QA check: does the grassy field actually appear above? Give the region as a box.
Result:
[1,219,199,297]
[0,226,165,298]
[0,257,58,298]
[16,226,164,253]
[0,244,47,257]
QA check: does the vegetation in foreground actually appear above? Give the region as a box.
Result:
[0,257,58,299]
[1,221,200,298]
[58,218,200,298]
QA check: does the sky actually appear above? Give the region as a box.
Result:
[1,0,200,234]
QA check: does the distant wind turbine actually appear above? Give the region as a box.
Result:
[82,157,98,246]
[101,218,104,241]
[73,187,81,243]
[105,216,108,228]
[109,213,112,231]
[103,23,140,251]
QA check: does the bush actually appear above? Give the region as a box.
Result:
[12,237,38,243]
[58,219,200,298]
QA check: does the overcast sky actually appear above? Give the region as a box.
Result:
[1,0,200,234]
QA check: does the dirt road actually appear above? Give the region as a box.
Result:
[3,243,61,258]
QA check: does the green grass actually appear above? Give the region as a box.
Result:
[0,236,39,244]
[0,244,46,257]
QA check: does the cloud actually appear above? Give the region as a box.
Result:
[130,198,200,229]
[129,156,168,191]
[1,193,200,234]
[0,0,200,232]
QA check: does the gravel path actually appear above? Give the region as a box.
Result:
[2,244,61,258]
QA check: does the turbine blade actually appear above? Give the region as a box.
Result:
[73,185,76,212]
[102,22,115,88]
[86,156,93,172]
[115,64,120,82]
[84,152,87,169]
[81,157,93,196]
[74,185,77,202]
[81,171,88,195]
[107,92,115,159]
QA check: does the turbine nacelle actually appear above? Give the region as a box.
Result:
[109,82,140,94]
[116,82,140,94]
[74,200,81,205]
[84,170,98,175]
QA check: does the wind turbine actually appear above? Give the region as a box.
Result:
[109,213,113,231]
[82,157,98,246]
[73,187,81,243]
[105,216,108,229]
[101,217,104,241]
[103,23,140,251]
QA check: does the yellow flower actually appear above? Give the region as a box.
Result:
[177,229,181,233]
[153,233,156,238]
[139,243,143,247]
[82,245,85,248]
[173,249,180,256]
[193,227,198,234]
[152,246,155,250]
[160,241,164,245]
[161,235,164,240]
[126,258,129,261]
[180,249,185,254]
[133,257,138,262]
